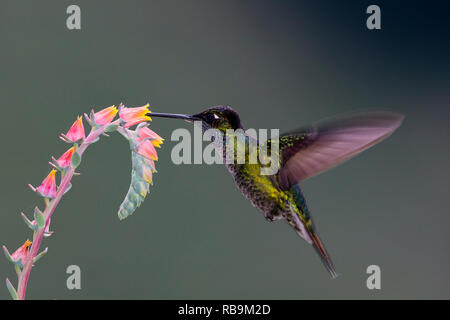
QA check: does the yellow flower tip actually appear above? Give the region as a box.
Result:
[109,107,118,116]
[104,105,116,112]
[137,109,152,122]
[48,169,57,178]
[24,239,32,249]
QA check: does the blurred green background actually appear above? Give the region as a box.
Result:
[1,0,449,299]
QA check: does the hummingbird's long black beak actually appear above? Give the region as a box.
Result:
[149,112,200,122]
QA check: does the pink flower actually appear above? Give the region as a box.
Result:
[64,116,85,142]
[11,240,32,263]
[137,127,164,148]
[144,158,156,172]
[36,170,58,198]
[93,105,118,125]
[56,147,76,168]
[119,104,152,128]
[141,164,153,183]
[137,140,158,161]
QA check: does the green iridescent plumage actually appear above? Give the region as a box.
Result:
[150,106,404,278]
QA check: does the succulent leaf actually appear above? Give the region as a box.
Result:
[6,278,18,300]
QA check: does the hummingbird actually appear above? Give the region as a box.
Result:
[150,106,404,278]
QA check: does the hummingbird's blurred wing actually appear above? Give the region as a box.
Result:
[273,111,404,190]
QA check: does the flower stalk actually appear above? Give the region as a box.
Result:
[3,103,162,300]
[16,124,108,299]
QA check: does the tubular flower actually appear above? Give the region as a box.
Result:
[119,104,152,128]
[63,116,85,142]
[144,157,156,172]
[56,147,75,168]
[93,105,118,125]
[11,240,32,263]
[141,163,153,183]
[151,140,163,148]
[36,170,58,198]
[137,127,164,148]
[137,139,158,161]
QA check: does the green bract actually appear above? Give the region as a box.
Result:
[118,151,154,220]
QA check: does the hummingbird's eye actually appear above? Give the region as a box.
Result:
[205,113,220,123]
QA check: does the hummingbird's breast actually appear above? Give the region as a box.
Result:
[200,124,290,220]
[220,134,289,221]
[232,164,288,221]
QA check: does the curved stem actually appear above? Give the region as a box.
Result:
[16,124,112,300]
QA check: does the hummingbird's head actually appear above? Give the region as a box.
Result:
[150,105,243,134]
[192,106,243,132]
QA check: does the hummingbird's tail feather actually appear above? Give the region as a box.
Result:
[308,230,338,279]
[288,185,338,278]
